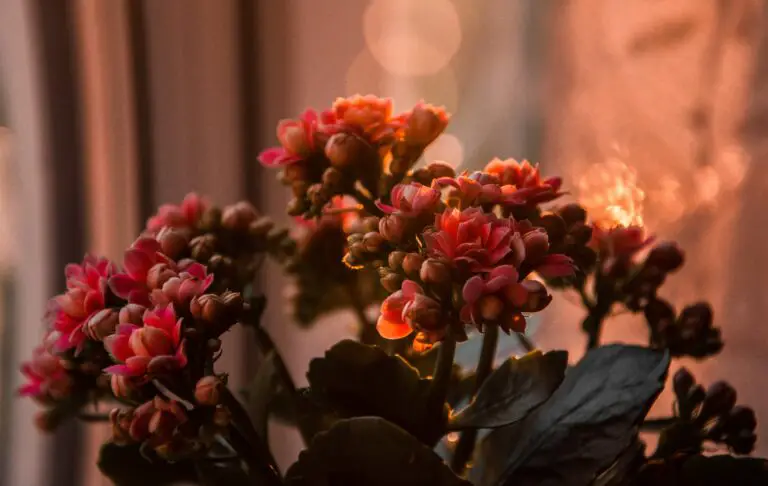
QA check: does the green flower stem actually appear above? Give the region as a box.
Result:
[220,387,282,486]
[426,329,457,426]
[450,323,499,474]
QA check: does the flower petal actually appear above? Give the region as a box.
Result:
[376,316,413,340]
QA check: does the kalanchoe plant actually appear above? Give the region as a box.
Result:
[19,95,767,486]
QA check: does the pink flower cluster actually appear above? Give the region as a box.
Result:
[19,337,73,403]
[370,172,574,347]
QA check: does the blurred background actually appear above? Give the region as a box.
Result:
[1,0,767,484]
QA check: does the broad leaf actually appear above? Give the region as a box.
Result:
[591,440,646,486]
[473,344,669,486]
[285,417,471,486]
[306,340,442,443]
[450,350,568,429]
[97,442,197,486]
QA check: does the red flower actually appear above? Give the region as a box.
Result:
[18,340,72,402]
[48,255,117,351]
[119,396,188,448]
[149,261,214,307]
[146,193,208,234]
[376,182,441,216]
[258,109,323,167]
[590,224,653,259]
[398,101,450,147]
[424,207,524,272]
[103,305,186,378]
[329,94,401,143]
[484,158,563,205]
[435,172,519,208]
[109,237,170,306]
[376,280,444,342]
[460,265,551,333]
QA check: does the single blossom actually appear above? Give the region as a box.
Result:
[146,193,208,234]
[590,223,654,259]
[398,101,450,147]
[376,182,441,216]
[484,158,564,205]
[18,342,72,402]
[424,207,524,272]
[435,172,517,208]
[460,265,551,333]
[48,255,117,351]
[150,261,213,307]
[258,109,323,167]
[111,397,188,453]
[377,280,444,342]
[103,305,187,378]
[329,94,401,143]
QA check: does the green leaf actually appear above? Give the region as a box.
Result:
[285,417,471,486]
[97,442,197,486]
[473,344,669,486]
[450,350,568,429]
[306,340,442,444]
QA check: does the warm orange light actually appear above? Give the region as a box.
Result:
[577,157,645,229]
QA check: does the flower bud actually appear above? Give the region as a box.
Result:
[307,183,328,207]
[157,227,189,259]
[403,103,449,147]
[644,298,676,329]
[146,263,177,290]
[402,253,424,277]
[325,132,369,169]
[379,214,407,243]
[558,203,588,226]
[362,231,385,253]
[520,280,552,312]
[388,251,407,271]
[84,308,119,341]
[249,217,275,239]
[419,259,451,285]
[361,216,380,233]
[673,367,695,400]
[129,327,173,357]
[699,381,737,422]
[222,201,259,231]
[677,302,713,334]
[539,214,567,243]
[195,376,221,406]
[426,161,456,180]
[119,304,146,326]
[199,206,222,231]
[322,167,343,190]
[380,272,403,293]
[646,242,685,273]
[406,294,443,332]
[569,223,593,246]
[726,405,757,432]
[191,294,226,323]
[190,234,217,262]
[522,229,549,263]
[111,375,136,399]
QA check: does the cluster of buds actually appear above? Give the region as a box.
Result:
[259,95,450,218]
[644,300,723,359]
[143,193,295,291]
[343,161,574,349]
[534,203,596,286]
[665,368,757,455]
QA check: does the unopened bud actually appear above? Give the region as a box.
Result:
[646,242,685,273]
[380,272,403,293]
[727,405,757,432]
[388,251,407,270]
[644,298,676,329]
[119,304,146,326]
[325,132,370,169]
[199,206,222,231]
[84,309,119,341]
[558,203,588,226]
[322,167,343,190]
[678,302,713,333]
[522,229,549,263]
[190,234,217,262]
[363,232,385,253]
[419,259,451,285]
[404,103,449,147]
[195,376,221,406]
[699,381,737,421]
[307,183,328,207]
[402,253,424,277]
[222,202,259,231]
[569,223,593,246]
[378,214,407,243]
[111,375,136,399]
[146,263,177,290]
[157,227,189,259]
[249,217,275,239]
[539,214,567,243]
[191,294,226,323]
[673,367,696,400]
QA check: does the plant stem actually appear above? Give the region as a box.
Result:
[219,387,282,485]
[426,330,457,423]
[583,300,612,351]
[352,187,384,217]
[516,332,535,353]
[450,324,499,474]
[641,417,678,431]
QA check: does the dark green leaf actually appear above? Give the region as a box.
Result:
[473,344,669,486]
[97,442,197,486]
[195,461,253,486]
[285,417,471,486]
[591,440,646,486]
[306,340,441,444]
[450,350,568,429]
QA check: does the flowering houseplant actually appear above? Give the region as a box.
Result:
[19,95,767,486]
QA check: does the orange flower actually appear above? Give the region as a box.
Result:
[331,95,400,143]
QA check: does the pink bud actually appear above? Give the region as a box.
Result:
[221,201,259,231]
[84,308,119,341]
[325,132,370,168]
[419,259,450,285]
[378,214,407,243]
[129,327,173,357]
[402,253,425,277]
[119,304,146,326]
[156,227,189,259]
[523,229,550,263]
[146,264,177,290]
[195,376,221,406]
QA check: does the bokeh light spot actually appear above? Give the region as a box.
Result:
[423,134,464,168]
